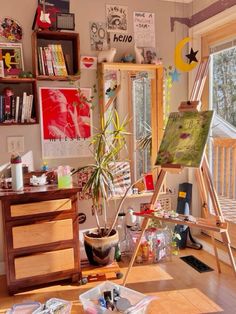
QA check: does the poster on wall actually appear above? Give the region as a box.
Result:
[133,11,155,48]
[106,4,128,33]
[39,87,93,158]
[38,0,70,29]
[90,22,110,51]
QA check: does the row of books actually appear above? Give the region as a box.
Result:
[38,44,68,76]
[0,93,35,124]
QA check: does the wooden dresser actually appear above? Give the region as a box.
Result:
[0,185,80,294]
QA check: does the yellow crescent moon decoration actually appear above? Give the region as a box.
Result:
[174,37,198,72]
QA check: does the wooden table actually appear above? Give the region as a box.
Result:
[0,184,81,294]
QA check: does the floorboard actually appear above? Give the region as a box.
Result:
[0,248,236,313]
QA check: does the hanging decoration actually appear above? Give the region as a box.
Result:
[186,48,198,64]
[174,37,198,72]
[169,68,181,82]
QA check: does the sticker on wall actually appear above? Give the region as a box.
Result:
[106,4,128,33]
[174,37,198,72]
[80,56,97,70]
[90,22,110,51]
[112,33,133,43]
[78,213,87,224]
[0,17,23,41]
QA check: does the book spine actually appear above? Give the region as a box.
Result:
[48,44,59,76]
[0,95,4,122]
[21,92,27,123]
[55,44,68,76]
[15,96,20,123]
[44,47,54,76]
[38,47,43,75]
[39,47,46,75]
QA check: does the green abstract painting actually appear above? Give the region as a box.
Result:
[155,111,214,168]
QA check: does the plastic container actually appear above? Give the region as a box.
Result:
[7,301,41,314]
[79,281,152,314]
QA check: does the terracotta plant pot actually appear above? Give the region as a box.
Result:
[84,228,119,266]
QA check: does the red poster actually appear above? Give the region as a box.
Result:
[40,87,91,140]
[39,87,92,158]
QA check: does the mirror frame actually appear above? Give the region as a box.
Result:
[98,62,164,176]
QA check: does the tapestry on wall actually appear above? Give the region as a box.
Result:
[39,87,92,158]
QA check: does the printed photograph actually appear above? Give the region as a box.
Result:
[0,43,24,77]
[106,4,128,33]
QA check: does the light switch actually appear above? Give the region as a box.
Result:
[7,136,24,153]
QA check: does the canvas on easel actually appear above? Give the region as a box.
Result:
[155,110,214,168]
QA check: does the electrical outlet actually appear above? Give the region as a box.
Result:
[7,136,24,153]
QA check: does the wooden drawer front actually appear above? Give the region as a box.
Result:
[14,248,75,279]
[12,219,73,249]
[10,198,72,217]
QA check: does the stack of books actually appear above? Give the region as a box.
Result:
[0,92,35,124]
[38,44,68,76]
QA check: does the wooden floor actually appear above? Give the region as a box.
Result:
[0,247,236,314]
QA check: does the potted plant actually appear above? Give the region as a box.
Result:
[73,110,135,266]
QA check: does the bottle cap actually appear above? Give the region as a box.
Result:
[10,153,22,164]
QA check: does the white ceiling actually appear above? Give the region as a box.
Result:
[162,0,193,3]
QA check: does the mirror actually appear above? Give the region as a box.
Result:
[98,63,164,182]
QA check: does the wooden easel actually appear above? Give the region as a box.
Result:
[123,59,236,286]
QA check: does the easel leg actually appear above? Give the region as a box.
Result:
[122,217,150,286]
[122,169,167,286]
[195,168,221,273]
[202,157,236,275]
[221,231,236,275]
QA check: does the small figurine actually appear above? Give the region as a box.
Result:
[134,44,144,64]
[120,54,135,63]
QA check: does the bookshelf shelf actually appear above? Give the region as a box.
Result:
[0,78,38,125]
[32,30,80,80]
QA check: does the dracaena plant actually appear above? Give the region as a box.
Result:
[73,110,134,237]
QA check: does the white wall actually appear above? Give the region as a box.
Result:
[0,0,191,272]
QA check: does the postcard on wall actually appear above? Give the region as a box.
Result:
[133,12,155,48]
[39,87,93,158]
[90,22,110,51]
[38,0,70,29]
[155,111,214,168]
[80,56,97,70]
[0,42,24,77]
[106,4,128,33]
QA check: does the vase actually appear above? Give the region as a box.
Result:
[84,228,119,266]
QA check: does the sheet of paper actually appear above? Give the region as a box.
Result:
[133,12,156,48]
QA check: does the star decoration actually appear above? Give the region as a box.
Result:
[186,48,198,64]
[170,69,181,82]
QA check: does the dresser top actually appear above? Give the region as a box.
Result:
[0,184,80,200]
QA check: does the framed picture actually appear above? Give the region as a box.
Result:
[39,87,93,158]
[0,42,24,77]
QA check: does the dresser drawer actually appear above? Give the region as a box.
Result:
[12,219,73,249]
[14,248,75,279]
[10,198,72,217]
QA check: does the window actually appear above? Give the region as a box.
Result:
[210,41,236,127]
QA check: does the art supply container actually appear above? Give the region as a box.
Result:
[11,154,23,191]
[79,281,155,314]
[57,165,72,188]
